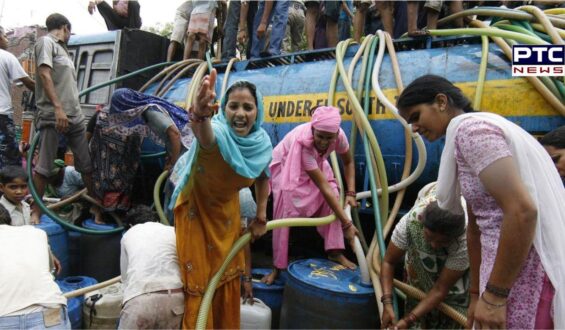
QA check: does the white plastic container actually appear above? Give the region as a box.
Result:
[240,298,272,330]
[82,282,123,329]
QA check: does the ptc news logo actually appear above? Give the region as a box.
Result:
[512,45,564,76]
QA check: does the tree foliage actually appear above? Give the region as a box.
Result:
[143,22,173,39]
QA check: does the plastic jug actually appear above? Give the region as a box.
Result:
[240,298,272,329]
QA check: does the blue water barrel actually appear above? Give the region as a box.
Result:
[68,231,81,276]
[79,219,122,282]
[36,215,69,279]
[56,276,98,329]
[252,268,287,329]
[280,259,379,329]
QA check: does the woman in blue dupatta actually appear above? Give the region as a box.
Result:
[170,70,272,329]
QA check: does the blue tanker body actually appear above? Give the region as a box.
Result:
[146,42,565,198]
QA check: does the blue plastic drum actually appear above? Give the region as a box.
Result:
[79,219,122,282]
[35,215,69,279]
[56,276,98,329]
[280,258,379,329]
[252,268,287,329]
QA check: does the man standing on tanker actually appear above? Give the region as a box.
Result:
[31,13,97,224]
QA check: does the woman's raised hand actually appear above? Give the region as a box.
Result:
[192,69,219,119]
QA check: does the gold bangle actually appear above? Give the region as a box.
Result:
[481,293,507,309]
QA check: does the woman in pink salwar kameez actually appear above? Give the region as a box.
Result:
[262,106,359,285]
[397,75,565,330]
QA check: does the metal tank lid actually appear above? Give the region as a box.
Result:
[287,258,374,295]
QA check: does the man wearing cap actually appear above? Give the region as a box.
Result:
[46,160,84,200]
[0,26,35,170]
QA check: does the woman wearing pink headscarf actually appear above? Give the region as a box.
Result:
[262,106,359,284]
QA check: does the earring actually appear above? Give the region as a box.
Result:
[439,106,446,112]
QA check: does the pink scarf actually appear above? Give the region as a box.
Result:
[272,106,342,191]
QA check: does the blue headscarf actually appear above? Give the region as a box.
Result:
[100,88,194,149]
[109,88,188,130]
[169,81,273,210]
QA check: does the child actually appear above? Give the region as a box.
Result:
[0,165,33,225]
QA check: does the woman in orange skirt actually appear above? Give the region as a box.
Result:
[169,70,272,329]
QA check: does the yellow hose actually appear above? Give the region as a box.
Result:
[531,23,565,38]
[139,59,196,93]
[153,60,197,96]
[221,58,239,96]
[381,32,412,238]
[184,62,208,109]
[470,20,565,116]
[544,8,565,15]
[195,215,338,329]
[157,61,203,98]
[518,5,564,45]
[474,35,489,110]
[371,259,468,327]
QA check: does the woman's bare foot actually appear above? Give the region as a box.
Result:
[328,251,357,270]
[260,268,279,285]
[90,206,105,224]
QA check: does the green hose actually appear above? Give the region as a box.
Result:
[335,40,390,231]
[153,170,170,225]
[493,23,540,39]
[474,35,489,110]
[78,61,174,98]
[346,36,372,254]
[27,134,124,235]
[437,6,565,29]
[362,35,400,316]
[428,27,549,45]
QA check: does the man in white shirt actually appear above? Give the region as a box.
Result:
[0,26,35,170]
[0,208,70,329]
[118,205,184,329]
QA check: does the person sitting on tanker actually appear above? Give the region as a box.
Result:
[88,0,142,31]
[88,88,193,215]
[380,183,469,329]
[44,159,87,224]
[262,105,359,285]
[540,125,565,184]
[118,205,184,329]
[46,159,84,200]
